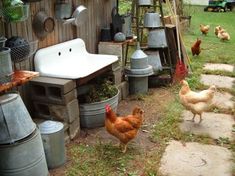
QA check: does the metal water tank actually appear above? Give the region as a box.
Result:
[39,120,66,169]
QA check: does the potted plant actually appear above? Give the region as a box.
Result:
[79,79,119,128]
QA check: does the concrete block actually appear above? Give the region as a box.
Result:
[119,81,129,99]
[98,42,123,59]
[30,76,77,105]
[31,86,77,105]
[117,84,122,102]
[33,99,79,123]
[68,117,80,140]
[105,67,122,86]
[30,76,76,94]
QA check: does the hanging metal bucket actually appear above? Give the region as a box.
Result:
[38,120,66,169]
[138,0,153,6]
[0,93,36,144]
[148,28,167,48]
[0,47,13,84]
[0,128,49,176]
[144,12,161,28]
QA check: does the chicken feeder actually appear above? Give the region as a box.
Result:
[125,43,153,94]
[38,120,66,169]
[0,93,36,144]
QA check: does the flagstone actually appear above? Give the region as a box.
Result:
[180,111,235,140]
[203,63,234,73]
[200,74,235,89]
[159,140,233,176]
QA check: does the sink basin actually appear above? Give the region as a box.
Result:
[34,38,118,79]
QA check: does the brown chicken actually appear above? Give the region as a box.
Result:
[218,29,230,41]
[200,24,210,35]
[214,25,222,36]
[179,80,216,123]
[191,38,201,56]
[105,105,144,153]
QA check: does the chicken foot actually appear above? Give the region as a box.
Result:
[188,114,203,123]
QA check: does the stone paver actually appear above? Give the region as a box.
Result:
[180,111,235,140]
[200,74,235,89]
[213,91,234,111]
[159,140,233,176]
[203,63,234,73]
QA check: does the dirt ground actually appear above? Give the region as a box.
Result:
[49,87,175,176]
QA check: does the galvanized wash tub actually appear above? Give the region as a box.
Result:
[79,89,119,128]
[0,128,48,176]
[0,93,36,144]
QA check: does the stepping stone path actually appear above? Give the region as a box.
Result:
[180,111,235,140]
[203,63,234,73]
[201,74,235,89]
[159,63,235,176]
[159,140,233,176]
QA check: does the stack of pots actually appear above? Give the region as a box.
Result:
[144,12,167,48]
[0,36,13,84]
[0,93,49,176]
[125,43,153,94]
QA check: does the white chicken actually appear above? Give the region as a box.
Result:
[179,80,216,123]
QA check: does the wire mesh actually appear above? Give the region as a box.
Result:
[0,4,29,23]
[9,40,38,63]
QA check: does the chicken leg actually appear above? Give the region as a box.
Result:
[122,144,127,153]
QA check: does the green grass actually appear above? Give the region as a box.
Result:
[65,6,235,176]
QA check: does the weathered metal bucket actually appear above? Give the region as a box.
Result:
[0,47,13,84]
[0,36,7,48]
[144,49,162,73]
[148,28,167,48]
[0,93,36,144]
[38,120,66,169]
[0,128,49,176]
[138,0,153,6]
[144,12,161,28]
[79,89,119,128]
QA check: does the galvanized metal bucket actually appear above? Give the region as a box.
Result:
[0,128,48,176]
[148,28,167,48]
[144,49,162,73]
[0,47,13,84]
[38,120,66,169]
[0,93,36,144]
[138,0,153,6]
[144,12,161,28]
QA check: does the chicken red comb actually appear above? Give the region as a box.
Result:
[105,104,111,112]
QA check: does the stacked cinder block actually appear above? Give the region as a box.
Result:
[29,77,79,143]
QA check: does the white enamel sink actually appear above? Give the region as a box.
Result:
[34,38,118,79]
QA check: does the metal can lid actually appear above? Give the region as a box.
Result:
[38,120,64,134]
[0,93,18,105]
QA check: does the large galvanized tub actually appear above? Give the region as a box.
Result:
[0,93,36,144]
[79,89,119,128]
[0,128,48,176]
[148,28,167,48]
